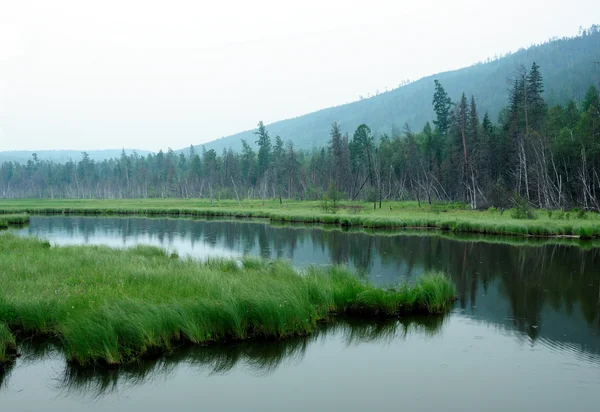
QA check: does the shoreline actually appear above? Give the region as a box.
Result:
[1,200,599,240]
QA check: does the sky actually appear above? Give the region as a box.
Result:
[0,0,598,152]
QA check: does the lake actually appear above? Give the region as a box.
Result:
[2,216,600,411]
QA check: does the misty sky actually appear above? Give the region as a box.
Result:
[0,0,598,152]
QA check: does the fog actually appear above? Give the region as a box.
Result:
[0,0,597,151]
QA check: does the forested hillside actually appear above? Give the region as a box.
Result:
[1,26,599,211]
[195,27,600,153]
[2,63,599,211]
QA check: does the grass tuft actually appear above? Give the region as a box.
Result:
[0,214,30,230]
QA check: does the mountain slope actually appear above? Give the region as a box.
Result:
[192,29,600,153]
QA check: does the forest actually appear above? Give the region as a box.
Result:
[1,61,599,211]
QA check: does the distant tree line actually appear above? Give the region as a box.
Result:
[1,62,600,210]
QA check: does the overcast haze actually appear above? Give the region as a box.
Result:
[0,0,598,152]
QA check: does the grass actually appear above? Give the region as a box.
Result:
[0,233,456,366]
[0,198,598,239]
[0,214,29,229]
[0,323,16,366]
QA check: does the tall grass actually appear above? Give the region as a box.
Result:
[0,214,30,229]
[0,234,456,366]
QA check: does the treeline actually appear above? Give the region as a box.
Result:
[1,63,599,210]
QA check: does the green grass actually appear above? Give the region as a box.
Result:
[0,323,16,365]
[0,214,30,229]
[0,198,599,239]
[0,233,456,366]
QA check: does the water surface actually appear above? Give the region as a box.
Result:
[3,216,600,411]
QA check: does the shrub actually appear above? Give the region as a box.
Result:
[511,194,537,220]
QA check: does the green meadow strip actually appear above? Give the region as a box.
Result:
[0,199,599,240]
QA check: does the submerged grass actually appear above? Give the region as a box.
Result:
[0,198,598,239]
[0,234,456,366]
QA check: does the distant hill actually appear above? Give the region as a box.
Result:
[189,29,600,153]
[0,149,153,164]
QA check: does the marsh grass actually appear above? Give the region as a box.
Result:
[0,234,456,366]
[1,198,599,239]
[0,214,30,229]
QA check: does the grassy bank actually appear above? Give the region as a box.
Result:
[1,199,599,239]
[0,214,29,229]
[0,234,456,366]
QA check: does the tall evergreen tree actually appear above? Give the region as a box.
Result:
[254,121,272,179]
[526,62,546,132]
[432,80,452,137]
[328,122,344,189]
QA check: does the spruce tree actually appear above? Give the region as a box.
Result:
[254,121,271,179]
[526,62,546,132]
[432,80,452,137]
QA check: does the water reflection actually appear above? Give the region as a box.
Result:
[9,216,600,364]
[43,317,442,399]
[0,363,13,390]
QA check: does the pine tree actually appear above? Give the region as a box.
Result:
[468,96,479,146]
[457,93,469,171]
[482,112,493,136]
[241,139,256,187]
[272,135,284,202]
[432,80,452,137]
[328,122,344,189]
[422,121,434,171]
[526,62,546,132]
[254,121,271,179]
[582,85,599,113]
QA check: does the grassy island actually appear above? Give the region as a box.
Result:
[0,234,456,366]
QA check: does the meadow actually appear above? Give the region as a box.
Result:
[0,198,599,238]
[0,234,456,366]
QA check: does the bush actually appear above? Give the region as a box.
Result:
[320,182,344,213]
[511,194,537,220]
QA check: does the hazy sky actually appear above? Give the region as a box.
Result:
[0,0,597,152]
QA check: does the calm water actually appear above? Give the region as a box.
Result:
[2,216,600,411]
